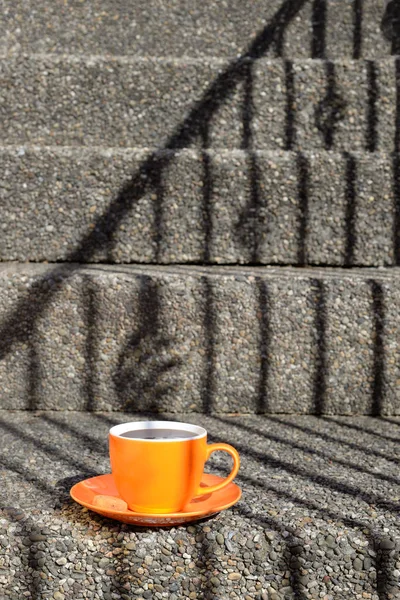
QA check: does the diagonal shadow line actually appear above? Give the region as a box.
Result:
[0,456,115,600]
[238,506,357,599]
[380,416,400,427]
[0,453,56,498]
[235,477,396,600]
[235,506,308,599]
[0,417,100,475]
[215,415,400,488]
[3,416,397,600]
[267,415,400,465]
[0,0,309,383]
[235,442,400,600]
[210,417,400,512]
[89,412,170,426]
[320,415,400,444]
[41,414,108,455]
[0,415,167,600]
[0,500,44,600]
[2,417,396,600]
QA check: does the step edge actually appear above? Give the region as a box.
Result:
[1,144,399,159]
[1,52,399,65]
[1,261,400,282]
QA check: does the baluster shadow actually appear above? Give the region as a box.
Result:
[201,276,217,415]
[312,278,327,415]
[370,280,386,416]
[212,415,400,599]
[113,276,181,412]
[315,61,346,150]
[344,152,357,266]
[83,275,100,412]
[353,0,363,59]
[0,0,310,414]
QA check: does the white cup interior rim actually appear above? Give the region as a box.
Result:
[109,421,206,441]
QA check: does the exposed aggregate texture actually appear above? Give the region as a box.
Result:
[1,411,400,600]
[0,57,397,151]
[0,264,399,414]
[1,0,391,59]
[0,147,397,266]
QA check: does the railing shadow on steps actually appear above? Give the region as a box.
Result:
[212,415,400,599]
[0,0,314,415]
[0,0,400,415]
[2,2,400,598]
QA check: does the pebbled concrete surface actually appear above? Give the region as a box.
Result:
[1,0,393,59]
[1,56,397,152]
[0,147,397,266]
[1,411,399,600]
[0,263,399,414]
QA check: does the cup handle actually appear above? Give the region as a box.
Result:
[195,443,240,496]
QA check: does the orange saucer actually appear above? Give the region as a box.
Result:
[70,473,241,527]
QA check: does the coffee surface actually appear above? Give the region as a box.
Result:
[120,428,196,440]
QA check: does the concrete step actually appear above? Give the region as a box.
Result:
[2,0,399,59]
[1,411,400,600]
[1,146,399,266]
[1,55,399,153]
[0,263,399,414]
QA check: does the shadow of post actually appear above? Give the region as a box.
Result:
[315,62,346,150]
[344,152,357,266]
[201,276,217,415]
[353,0,363,59]
[256,278,271,413]
[113,276,181,412]
[311,0,327,59]
[370,280,386,416]
[312,279,327,414]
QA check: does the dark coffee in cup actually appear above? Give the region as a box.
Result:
[120,428,195,440]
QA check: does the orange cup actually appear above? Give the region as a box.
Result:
[109,421,240,514]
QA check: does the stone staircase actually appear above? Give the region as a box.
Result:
[1,1,400,599]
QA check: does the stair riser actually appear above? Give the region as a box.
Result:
[2,0,396,59]
[1,148,398,266]
[1,57,399,152]
[0,264,398,414]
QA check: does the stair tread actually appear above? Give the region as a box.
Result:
[0,410,399,600]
